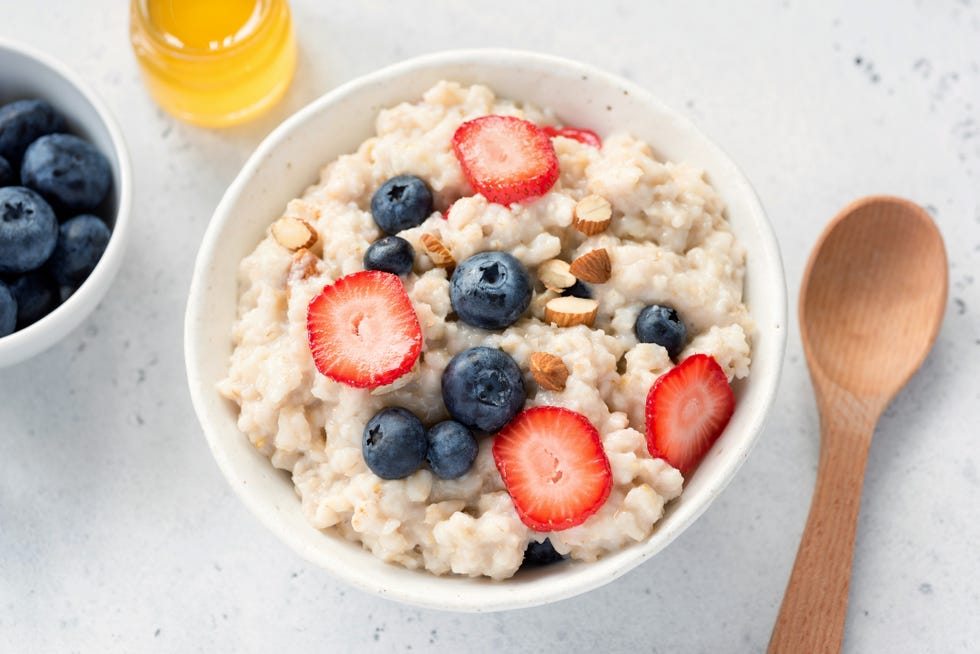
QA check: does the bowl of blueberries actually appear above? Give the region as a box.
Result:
[0,38,131,367]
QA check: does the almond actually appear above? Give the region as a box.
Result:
[529,352,569,392]
[285,248,320,301]
[569,248,611,284]
[544,296,598,327]
[572,194,612,235]
[419,233,456,269]
[537,258,576,292]
[272,216,318,251]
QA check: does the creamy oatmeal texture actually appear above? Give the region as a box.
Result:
[218,81,752,580]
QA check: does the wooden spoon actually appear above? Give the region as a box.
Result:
[768,196,947,653]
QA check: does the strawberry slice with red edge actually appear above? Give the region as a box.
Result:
[307,270,422,389]
[451,115,559,205]
[645,354,735,474]
[493,406,613,531]
[541,125,602,148]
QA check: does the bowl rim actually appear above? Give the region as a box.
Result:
[0,37,133,362]
[185,48,787,611]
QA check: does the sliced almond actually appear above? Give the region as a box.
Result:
[529,352,569,392]
[569,248,611,284]
[544,296,598,328]
[537,259,576,292]
[419,233,456,269]
[285,248,321,301]
[272,216,318,251]
[572,194,612,235]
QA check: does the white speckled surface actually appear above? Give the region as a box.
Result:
[1,1,978,651]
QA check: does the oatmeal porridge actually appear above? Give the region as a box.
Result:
[217,81,752,580]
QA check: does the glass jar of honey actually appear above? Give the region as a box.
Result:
[130,0,297,127]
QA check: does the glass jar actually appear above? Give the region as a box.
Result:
[130,0,297,127]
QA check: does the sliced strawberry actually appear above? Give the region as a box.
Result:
[451,115,559,205]
[645,354,735,474]
[493,406,612,531]
[306,270,422,389]
[541,125,602,148]
[442,200,454,220]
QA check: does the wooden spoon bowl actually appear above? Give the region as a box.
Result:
[802,197,947,398]
[769,196,947,653]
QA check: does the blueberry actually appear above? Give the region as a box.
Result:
[48,214,110,299]
[0,281,15,337]
[425,420,479,479]
[0,155,14,186]
[520,539,565,568]
[0,186,58,274]
[450,252,532,330]
[9,269,58,328]
[21,134,111,213]
[0,99,66,165]
[562,279,592,299]
[363,235,415,275]
[362,407,428,479]
[635,304,687,359]
[370,175,433,234]
[441,347,525,433]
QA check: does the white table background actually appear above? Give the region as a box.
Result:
[2,1,978,651]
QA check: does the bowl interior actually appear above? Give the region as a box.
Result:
[0,40,130,365]
[186,50,785,611]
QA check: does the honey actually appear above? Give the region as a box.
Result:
[130,0,296,127]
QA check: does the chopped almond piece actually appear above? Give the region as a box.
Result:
[419,233,456,269]
[572,195,612,235]
[569,248,612,284]
[538,259,576,292]
[530,352,570,391]
[544,296,598,327]
[272,216,318,251]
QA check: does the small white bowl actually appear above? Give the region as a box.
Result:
[0,39,132,367]
[185,50,786,611]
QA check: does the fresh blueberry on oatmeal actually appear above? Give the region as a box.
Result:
[425,420,478,479]
[363,235,415,276]
[218,81,752,580]
[441,346,525,433]
[635,304,687,360]
[362,407,428,480]
[370,174,434,234]
[521,538,565,568]
[449,251,532,330]
[562,279,592,299]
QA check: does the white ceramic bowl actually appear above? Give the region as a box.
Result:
[185,49,786,611]
[0,39,131,367]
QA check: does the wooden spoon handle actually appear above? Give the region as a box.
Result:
[768,417,874,654]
